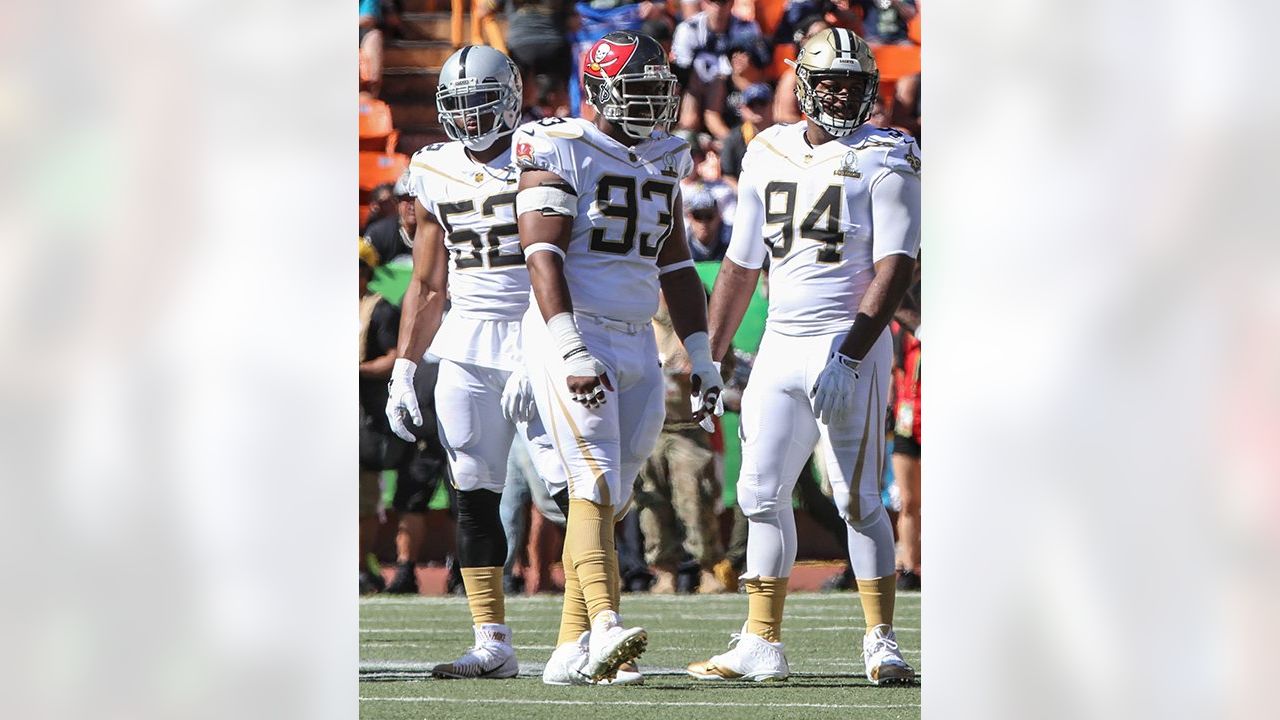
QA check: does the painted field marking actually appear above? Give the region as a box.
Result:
[358,696,920,710]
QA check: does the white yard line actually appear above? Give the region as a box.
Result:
[361,592,921,606]
[359,696,919,710]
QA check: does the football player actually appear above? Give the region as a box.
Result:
[512,30,725,684]
[686,27,921,684]
[384,45,564,680]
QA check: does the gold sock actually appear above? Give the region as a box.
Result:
[566,498,615,621]
[856,575,898,633]
[604,515,621,613]
[460,566,505,625]
[744,576,788,643]
[557,541,591,645]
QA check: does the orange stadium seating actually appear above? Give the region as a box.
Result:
[872,44,920,112]
[360,95,399,153]
[360,151,409,192]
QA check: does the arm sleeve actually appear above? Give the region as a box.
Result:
[723,169,768,270]
[870,170,922,262]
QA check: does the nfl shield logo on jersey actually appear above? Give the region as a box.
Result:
[835,151,861,178]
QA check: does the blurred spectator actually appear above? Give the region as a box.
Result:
[672,0,769,138]
[854,0,916,45]
[891,72,921,140]
[500,436,567,594]
[683,189,730,261]
[505,0,578,94]
[616,510,655,592]
[360,0,384,97]
[772,1,858,49]
[521,73,571,122]
[361,182,396,235]
[383,357,452,594]
[773,14,830,124]
[362,171,414,267]
[474,0,509,51]
[636,295,729,593]
[676,131,736,225]
[719,82,773,185]
[868,95,887,127]
[358,243,392,595]
[891,262,921,590]
[641,16,674,57]
[359,236,451,596]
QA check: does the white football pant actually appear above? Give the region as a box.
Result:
[737,328,897,580]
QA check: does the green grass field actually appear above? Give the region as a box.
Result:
[360,591,921,719]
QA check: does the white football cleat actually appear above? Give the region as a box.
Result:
[598,660,644,686]
[431,623,518,679]
[543,632,645,686]
[687,626,790,682]
[583,611,647,682]
[862,624,916,685]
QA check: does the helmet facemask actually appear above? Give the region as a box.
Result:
[436,76,520,150]
[592,67,680,140]
[795,67,878,138]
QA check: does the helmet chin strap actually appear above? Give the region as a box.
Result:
[619,120,657,140]
[462,127,500,151]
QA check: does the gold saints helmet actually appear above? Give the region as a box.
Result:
[790,27,879,137]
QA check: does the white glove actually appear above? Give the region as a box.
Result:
[563,348,611,408]
[547,312,612,408]
[810,352,861,425]
[500,365,536,423]
[685,332,724,432]
[385,358,423,442]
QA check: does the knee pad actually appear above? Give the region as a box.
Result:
[455,489,507,568]
[736,475,780,519]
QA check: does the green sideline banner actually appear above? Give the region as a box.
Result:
[374,261,769,509]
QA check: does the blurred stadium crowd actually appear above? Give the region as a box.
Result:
[358,0,922,597]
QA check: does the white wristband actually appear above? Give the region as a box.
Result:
[683,331,714,369]
[546,312,587,361]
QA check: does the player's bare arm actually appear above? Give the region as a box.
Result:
[706,260,759,362]
[837,168,921,361]
[396,199,449,363]
[384,199,449,440]
[517,167,614,404]
[836,253,917,361]
[707,155,766,362]
[656,192,723,428]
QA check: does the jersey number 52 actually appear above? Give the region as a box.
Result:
[437,192,524,269]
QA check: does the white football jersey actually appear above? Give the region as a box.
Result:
[409,140,530,320]
[725,122,921,336]
[409,140,530,369]
[512,117,694,325]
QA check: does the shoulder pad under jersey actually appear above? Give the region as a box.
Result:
[511,117,590,189]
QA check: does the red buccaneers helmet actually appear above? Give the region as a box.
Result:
[581,31,679,140]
